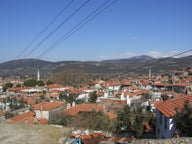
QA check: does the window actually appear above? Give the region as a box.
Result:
[164,118,168,130]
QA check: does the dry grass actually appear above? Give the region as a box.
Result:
[0,123,71,144]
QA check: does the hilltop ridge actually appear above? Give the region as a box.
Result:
[0,55,191,76]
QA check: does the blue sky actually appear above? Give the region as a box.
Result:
[0,0,192,62]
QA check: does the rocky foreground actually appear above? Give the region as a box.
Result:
[0,123,70,144]
[1,122,192,144]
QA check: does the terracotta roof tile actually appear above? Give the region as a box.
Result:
[106,81,121,86]
[171,83,190,87]
[155,95,192,117]
[23,98,36,106]
[64,104,104,116]
[47,83,65,89]
[33,101,65,111]
[9,111,35,124]
[8,87,30,91]
[9,111,48,125]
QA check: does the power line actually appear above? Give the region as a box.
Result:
[15,0,74,59]
[25,0,91,58]
[36,0,119,59]
[121,49,192,74]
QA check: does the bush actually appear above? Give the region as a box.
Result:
[5,111,14,119]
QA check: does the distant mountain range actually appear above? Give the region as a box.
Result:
[103,55,155,63]
[0,55,191,76]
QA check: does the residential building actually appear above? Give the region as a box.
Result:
[155,95,192,139]
[33,101,66,123]
[9,111,48,125]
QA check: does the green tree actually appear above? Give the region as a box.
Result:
[161,94,169,101]
[59,92,67,101]
[5,111,14,119]
[116,105,133,133]
[24,79,37,87]
[3,82,13,92]
[6,82,13,88]
[133,107,149,138]
[51,111,115,131]
[134,115,144,137]
[70,110,115,131]
[59,92,77,107]
[88,91,97,103]
[46,80,54,85]
[143,92,152,100]
[51,115,69,126]
[116,106,150,138]
[8,97,27,111]
[37,80,44,86]
[174,101,192,136]
[15,84,21,87]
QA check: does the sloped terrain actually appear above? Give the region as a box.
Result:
[0,55,191,76]
[0,123,70,144]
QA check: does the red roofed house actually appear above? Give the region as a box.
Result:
[155,95,192,139]
[106,81,121,91]
[33,101,66,123]
[64,103,117,120]
[64,103,104,116]
[46,83,66,92]
[9,111,48,125]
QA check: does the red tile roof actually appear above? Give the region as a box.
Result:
[126,90,147,97]
[171,83,190,87]
[8,87,29,92]
[101,99,126,105]
[9,111,35,124]
[155,95,192,117]
[47,83,65,89]
[9,111,48,125]
[64,104,104,116]
[106,81,121,86]
[23,98,36,106]
[33,101,65,111]
[68,88,82,95]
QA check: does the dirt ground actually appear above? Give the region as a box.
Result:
[131,138,192,144]
[0,122,71,144]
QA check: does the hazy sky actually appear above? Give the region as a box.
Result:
[0,0,192,62]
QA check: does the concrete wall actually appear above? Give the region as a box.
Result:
[35,110,49,120]
[34,105,66,123]
[49,105,66,123]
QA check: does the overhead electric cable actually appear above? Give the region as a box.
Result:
[121,49,192,74]
[25,0,91,58]
[15,0,74,59]
[36,0,118,59]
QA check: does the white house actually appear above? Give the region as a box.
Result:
[0,85,3,92]
[33,101,66,123]
[155,95,192,139]
[107,81,121,91]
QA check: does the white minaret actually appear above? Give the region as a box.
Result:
[149,68,151,78]
[37,69,40,81]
